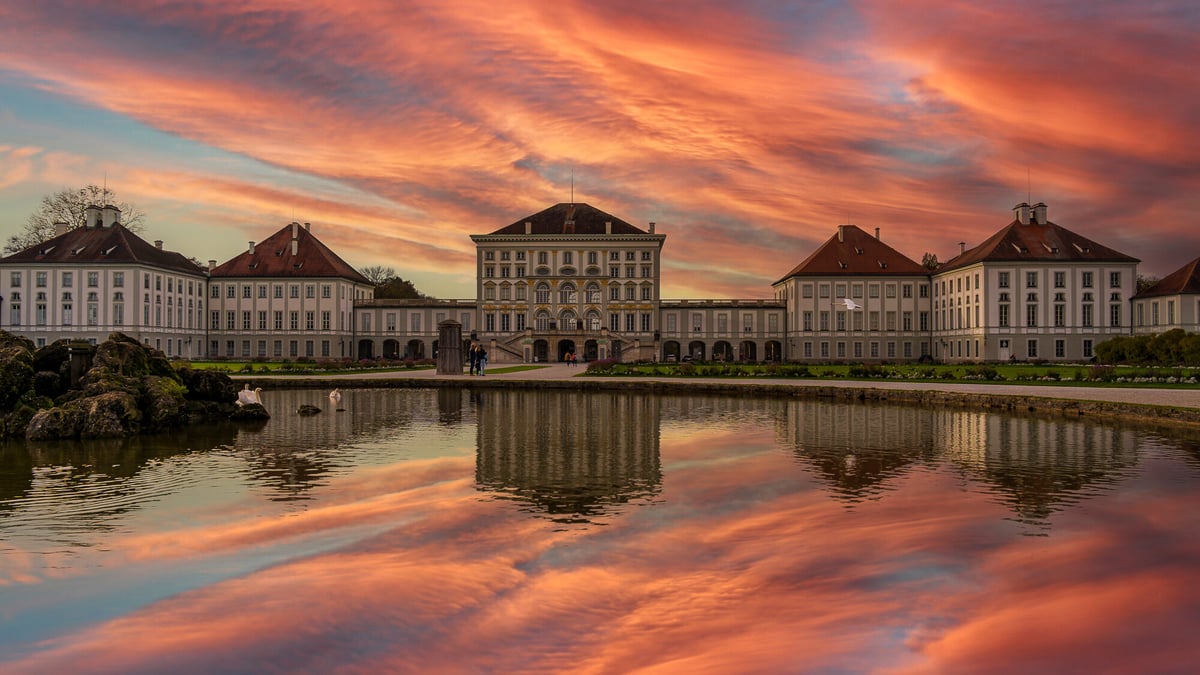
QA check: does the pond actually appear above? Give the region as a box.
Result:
[2,388,1199,673]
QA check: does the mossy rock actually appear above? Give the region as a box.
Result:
[32,339,71,373]
[177,367,238,403]
[0,330,34,353]
[79,392,143,438]
[297,404,322,416]
[26,404,88,440]
[0,342,35,411]
[32,370,65,398]
[141,375,188,432]
[229,402,271,421]
[91,336,154,379]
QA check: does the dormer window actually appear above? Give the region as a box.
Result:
[103,246,117,255]
[41,245,55,255]
[854,247,864,255]
[838,261,848,269]
[72,246,86,255]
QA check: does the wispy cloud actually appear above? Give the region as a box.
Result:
[1,0,1196,295]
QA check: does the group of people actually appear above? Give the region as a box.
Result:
[563,351,578,366]
[468,342,488,375]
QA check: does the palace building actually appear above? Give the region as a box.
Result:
[1,199,1184,364]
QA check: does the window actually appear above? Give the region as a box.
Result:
[259,285,267,298]
[242,311,251,329]
[998,272,1010,288]
[1027,339,1038,358]
[819,285,830,298]
[819,311,830,331]
[290,311,299,330]
[274,285,283,298]
[538,252,548,265]
[62,272,73,288]
[211,310,220,329]
[642,251,652,261]
[1026,272,1038,288]
[902,284,912,298]
[258,311,267,330]
[113,272,124,288]
[9,272,20,288]
[484,251,495,261]
[1054,271,1066,288]
[1026,304,1038,327]
[242,285,251,298]
[290,285,299,299]
[274,311,283,330]
[1109,272,1122,288]
[516,251,526,261]
[1082,271,1094,288]
[227,285,235,298]
[626,251,636,261]
[305,311,314,330]
[322,311,330,330]
[999,304,1010,328]
[1055,339,1065,358]
[1083,339,1093,358]
[1110,304,1122,327]
[36,272,47,287]
[87,272,99,287]
[322,285,331,298]
[802,284,814,298]
[919,284,929,298]
[1054,305,1065,327]
[226,311,236,329]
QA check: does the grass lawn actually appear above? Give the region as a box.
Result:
[179,360,435,374]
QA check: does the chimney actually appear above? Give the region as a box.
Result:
[154,240,163,250]
[102,204,120,228]
[525,221,532,234]
[649,221,656,234]
[291,222,299,239]
[959,241,966,254]
[303,222,311,231]
[1014,202,1031,225]
[85,204,101,229]
[874,227,880,240]
[248,241,256,254]
[1032,202,1048,225]
[54,222,69,237]
[605,221,612,234]
[838,225,846,242]
[291,239,298,256]
[208,259,217,271]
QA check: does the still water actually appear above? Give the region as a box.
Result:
[2,388,1199,674]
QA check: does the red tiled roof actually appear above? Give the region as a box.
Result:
[487,203,648,235]
[1135,256,1200,298]
[939,219,1138,272]
[211,223,370,284]
[0,223,203,275]
[774,225,927,283]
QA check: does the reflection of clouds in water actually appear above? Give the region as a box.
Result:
[3,392,1200,673]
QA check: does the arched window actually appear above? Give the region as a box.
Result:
[535,283,551,304]
[535,310,551,331]
[559,282,577,305]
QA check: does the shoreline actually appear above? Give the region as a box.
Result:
[234,366,1200,431]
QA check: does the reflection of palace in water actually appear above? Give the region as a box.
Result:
[778,399,1141,523]
[475,390,662,523]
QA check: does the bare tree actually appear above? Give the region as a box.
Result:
[358,265,397,286]
[921,252,941,270]
[1137,275,1160,294]
[4,185,145,254]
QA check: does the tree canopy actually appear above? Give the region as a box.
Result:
[357,266,426,299]
[4,185,145,254]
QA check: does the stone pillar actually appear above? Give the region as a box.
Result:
[437,320,463,374]
[67,341,95,388]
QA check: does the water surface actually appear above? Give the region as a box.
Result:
[2,388,1199,673]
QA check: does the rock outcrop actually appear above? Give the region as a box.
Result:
[0,330,261,440]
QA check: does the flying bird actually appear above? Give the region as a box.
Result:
[837,298,863,310]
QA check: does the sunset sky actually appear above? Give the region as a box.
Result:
[1,1,1196,299]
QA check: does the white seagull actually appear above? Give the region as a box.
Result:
[837,298,864,311]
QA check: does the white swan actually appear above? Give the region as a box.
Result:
[329,388,342,404]
[237,385,263,406]
[837,298,863,311]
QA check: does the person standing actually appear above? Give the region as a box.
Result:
[478,345,488,375]
[468,342,478,376]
